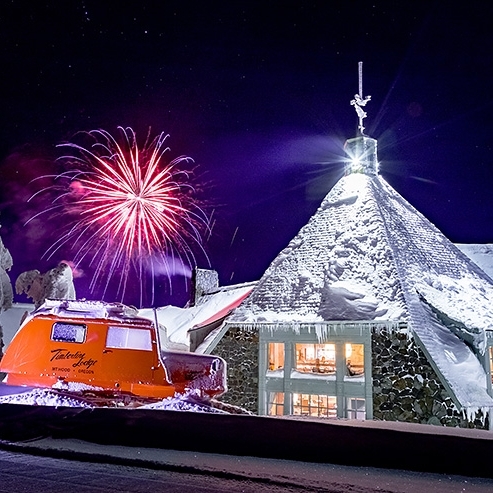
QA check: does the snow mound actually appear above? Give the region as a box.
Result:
[0,388,227,413]
[138,391,228,413]
[0,388,94,408]
[51,380,104,392]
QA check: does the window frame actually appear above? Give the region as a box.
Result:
[267,392,285,416]
[295,342,336,375]
[346,397,366,419]
[292,392,337,418]
[268,342,285,371]
[106,326,153,351]
[259,323,373,420]
[51,322,87,344]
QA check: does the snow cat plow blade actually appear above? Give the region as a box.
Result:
[161,351,227,397]
[0,300,227,404]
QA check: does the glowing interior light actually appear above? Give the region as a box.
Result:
[348,154,364,173]
[345,343,352,358]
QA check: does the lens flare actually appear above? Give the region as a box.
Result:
[28,127,209,306]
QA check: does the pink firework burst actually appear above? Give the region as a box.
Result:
[30,127,209,306]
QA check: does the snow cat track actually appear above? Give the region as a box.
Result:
[47,389,161,408]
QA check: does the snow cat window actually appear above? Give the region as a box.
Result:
[106,326,152,351]
[51,322,86,343]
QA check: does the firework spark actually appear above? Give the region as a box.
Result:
[29,127,209,306]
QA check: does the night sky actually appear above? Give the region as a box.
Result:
[1,1,493,307]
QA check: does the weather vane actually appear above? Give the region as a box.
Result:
[350,61,371,135]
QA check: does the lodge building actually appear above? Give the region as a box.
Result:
[195,133,493,429]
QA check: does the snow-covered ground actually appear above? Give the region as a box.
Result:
[0,388,95,408]
[0,383,228,413]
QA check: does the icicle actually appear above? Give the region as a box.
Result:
[239,319,410,343]
[461,405,489,427]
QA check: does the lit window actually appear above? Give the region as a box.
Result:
[268,343,284,370]
[345,343,365,377]
[51,323,86,343]
[106,326,152,351]
[346,397,366,419]
[295,343,335,374]
[268,392,284,416]
[293,393,337,418]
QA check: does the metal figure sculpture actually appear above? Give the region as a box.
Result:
[350,62,371,135]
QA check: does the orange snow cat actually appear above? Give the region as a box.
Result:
[0,300,227,400]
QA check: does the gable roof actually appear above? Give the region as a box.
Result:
[230,136,493,411]
[138,283,255,350]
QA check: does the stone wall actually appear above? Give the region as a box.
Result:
[212,326,259,412]
[372,330,487,429]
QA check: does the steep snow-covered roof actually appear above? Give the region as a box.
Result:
[138,283,255,349]
[233,173,408,323]
[230,137,493,410]
[456,244,493,281]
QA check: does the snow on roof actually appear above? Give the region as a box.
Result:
[229,169,493,410]
[138,283,255,348]
[456,244,493,281]
[232,173,409,323]
[34,299,148,324]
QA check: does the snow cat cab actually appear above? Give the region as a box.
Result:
[0,300,227,401]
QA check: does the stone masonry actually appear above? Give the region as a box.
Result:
[212,326,259,412]
[372,330,487,429]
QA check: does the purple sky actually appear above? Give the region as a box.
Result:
[1,2,493,307]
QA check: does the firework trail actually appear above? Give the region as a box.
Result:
[28,127,209,306]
